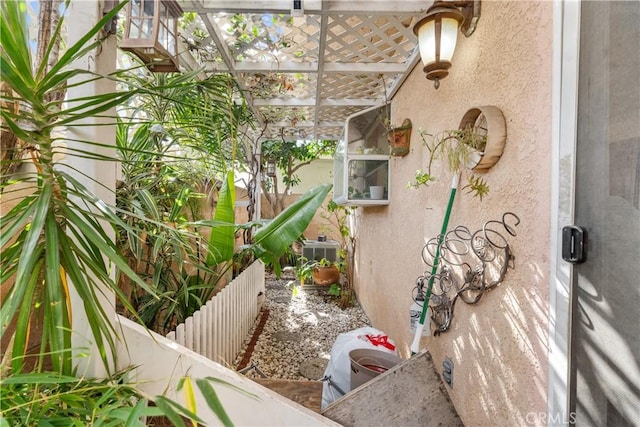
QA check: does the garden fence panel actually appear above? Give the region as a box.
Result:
[166,261,265,367]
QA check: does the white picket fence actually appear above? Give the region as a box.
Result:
[166,260,265,367]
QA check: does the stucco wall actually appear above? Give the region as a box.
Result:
[352,2,553,426]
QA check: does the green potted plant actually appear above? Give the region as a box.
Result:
[387,118,412,156]
[311,257,342,286]
[319,200,357,306]
[407,106,506,200]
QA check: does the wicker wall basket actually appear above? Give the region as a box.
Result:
[458,106,507,172]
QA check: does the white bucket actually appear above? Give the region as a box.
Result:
[369,186,384,199]
[349,348,402,390]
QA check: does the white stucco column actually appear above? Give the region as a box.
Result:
[66,0,118,377]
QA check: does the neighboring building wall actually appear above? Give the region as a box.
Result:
[293,157,334,193]
[352,2,553,426]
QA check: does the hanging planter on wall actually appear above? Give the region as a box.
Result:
[387,118,412,157]
[408,105,506,200]
[458,106,506,172]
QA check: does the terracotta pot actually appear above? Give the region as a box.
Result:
[312,265,340,285]
[387,118,412,156]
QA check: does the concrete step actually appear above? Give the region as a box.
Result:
[321,350,463,427]
[252,378,324,413]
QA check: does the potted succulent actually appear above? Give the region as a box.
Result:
[407,106,506,200]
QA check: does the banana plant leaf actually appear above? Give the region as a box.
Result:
[206,170,235,266]
[252,183,331,270]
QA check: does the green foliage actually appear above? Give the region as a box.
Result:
[290,256,315,285]
[0,0,152,375]
[120,71,253,180]
[114,70,251,335]
[207,170,236,266]
[407,127,490,200]
[406,169,435,190]
[115,119,223,334]
[0,371,250,427]
[321,201,356,307]
[316,257,336,268]
[327,283,342,297]
[260,138,336,216]
[262,139,335,187]
[0,370,157,425]
[251,184,332,275]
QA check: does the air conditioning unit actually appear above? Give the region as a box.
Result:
[302,240,340,262]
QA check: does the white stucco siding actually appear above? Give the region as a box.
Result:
[353,2,553,426]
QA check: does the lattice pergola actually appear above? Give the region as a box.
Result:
[177,0,429,141]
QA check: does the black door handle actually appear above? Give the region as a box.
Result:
[562,225,587,264]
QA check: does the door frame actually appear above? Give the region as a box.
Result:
[549,0,580,424]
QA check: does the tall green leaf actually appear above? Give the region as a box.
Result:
[253,183,331,266]
[0,0,142,375]
[207,170,236,266]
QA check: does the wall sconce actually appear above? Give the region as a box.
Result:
[120,0,183,72]
[291,0,304,17]
[266,158,277,177]
[412,1,481,89]
[102,0,119,35]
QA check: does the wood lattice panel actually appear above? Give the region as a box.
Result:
[324,15,417,63]
[317,105,362,124]
[176,1,427,141]
[243,72,316,100]
[321,73,389,100]
[215,13,321,63]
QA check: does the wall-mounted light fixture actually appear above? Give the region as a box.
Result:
[266,158,277,177]
[120,0,183,72]
[291,0,304,17]
[102,0,119,35]
[412,1,481,89]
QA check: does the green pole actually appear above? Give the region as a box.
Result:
[410,173,459,355]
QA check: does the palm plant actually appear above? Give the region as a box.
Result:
[120,68,254,182]
[114,70,252,333]
[115,120,205,332]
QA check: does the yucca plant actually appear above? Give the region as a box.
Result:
[0,0,155,375]
[1,0,332,423]
[0,369,248,427]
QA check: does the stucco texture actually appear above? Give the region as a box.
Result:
[352,2,553,426]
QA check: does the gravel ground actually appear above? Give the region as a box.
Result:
[235,271,371,380]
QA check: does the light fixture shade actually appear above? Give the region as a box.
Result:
[266,158,277,177]
[121,0,183,72]
[416,16,460,65]
[413,2,465,88]
[291,0,304,17]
